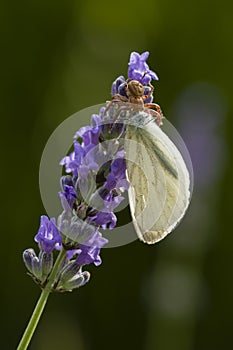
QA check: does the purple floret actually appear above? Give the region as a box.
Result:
[35,216,62,253]
[128,51,158,85]
[76,230,108,267]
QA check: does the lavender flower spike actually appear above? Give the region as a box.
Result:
[18,50,164,350]
[23,50,161,293]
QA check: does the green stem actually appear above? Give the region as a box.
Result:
[17,248,67,350]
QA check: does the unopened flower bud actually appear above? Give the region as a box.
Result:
[59,261,81,283]
[59,271,90,292]
[40,252,53,277]
[31,256,41,280]
[23,249,37,274]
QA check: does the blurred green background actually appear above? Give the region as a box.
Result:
[1,0,233,349]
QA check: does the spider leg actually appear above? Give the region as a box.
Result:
[104,95,128,115]
[142,82,155,100]
[110,102,135,124]
[112,94,128,102]
[144,106,163,126]
[148,82,154,94]
[104,101,132,128]
[144,102,162,115]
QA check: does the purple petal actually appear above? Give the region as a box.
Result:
[127,51,158,84]
[88,211,117,229]
[35,216,62,253]
[76,230,108,267]
[140,51,149,61]
[111,76,126,96]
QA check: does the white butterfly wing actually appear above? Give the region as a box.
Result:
[125,121,191,244]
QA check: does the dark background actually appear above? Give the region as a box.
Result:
[1,0,233,349]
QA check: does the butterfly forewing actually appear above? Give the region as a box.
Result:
[125,120,190,244]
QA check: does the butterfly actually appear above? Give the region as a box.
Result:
[107,79,192,244]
